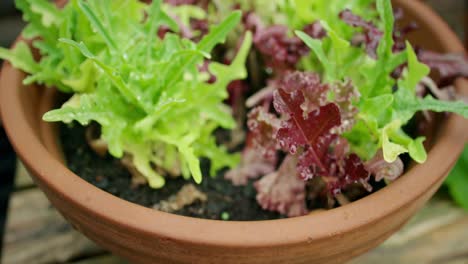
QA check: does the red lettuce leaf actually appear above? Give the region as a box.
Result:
[164,0,209,8]
[245,82,276,108]
[330,80,360,133]
[273,72,369,194]
[417,50,468,83]
[225,142,277,186]
[303,21,327,39]
[341,8,468,84]
[246,107,281,158]
[225,107,280,186]
[297,134,338,179]
[327,153,370,195]
[279,71,329,114]
[159,0,211,40]
[254,155,308,217]
[244,13,320,72]
[235,72,370,211]
[254,25,309,71]
[340,9,383,59]
[273,90,341,154]
[365,150,403,182]
[392,8,418,53]
[340,8,416,59]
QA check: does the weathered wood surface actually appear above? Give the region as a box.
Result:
[2,189,105,264]
[352,199,468,264]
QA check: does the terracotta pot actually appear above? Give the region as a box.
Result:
[1,1,467,263]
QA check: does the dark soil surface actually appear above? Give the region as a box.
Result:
[60,123,283,221]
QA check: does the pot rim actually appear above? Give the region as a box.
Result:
[1,0,467,248]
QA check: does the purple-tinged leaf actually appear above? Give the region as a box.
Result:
[254,25,310,71]
[297,134,338,180]
[241,71,370,206]
[244,13,311,71]
[273,70,368,193]
[303,21,327,39]
[191,18,210,37]
[418,50,468,82]
[327,153,370,195]
[419,76,456,101]
[225,107,281,186]
[158,1,211,41]
[365,150,403,182]
[164,0,210,9]
[246,84,276,108]
[340,8,416,59]
[392,8,419,53]
[199,59,217,83]
[226,80,249,124]
[279,72,329,115]
[330,80,360,133]
[340,9,383,59]
[244,12,264,33]
[254,155,308,217]
[247,107,281,158]
[273,87,341,154]
[225,143,277,186]
[270,72,369,195]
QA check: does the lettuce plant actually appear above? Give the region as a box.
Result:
[0,0,252,188]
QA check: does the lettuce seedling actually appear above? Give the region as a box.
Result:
[0,0,252,188]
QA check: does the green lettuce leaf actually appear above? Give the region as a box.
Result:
[0,42,39,74]
[446,146,468,209]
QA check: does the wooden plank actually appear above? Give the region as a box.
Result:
[2,189,105,264]
[351,199,468,264]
